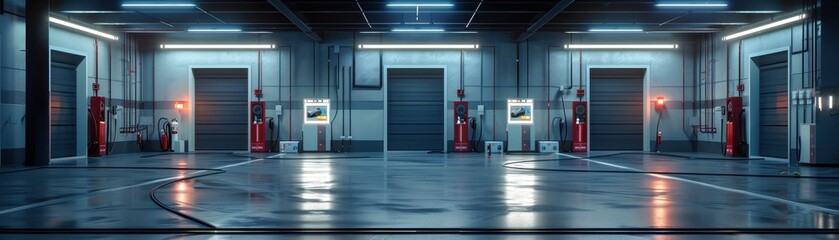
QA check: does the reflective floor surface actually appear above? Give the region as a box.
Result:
[1,151,838,239]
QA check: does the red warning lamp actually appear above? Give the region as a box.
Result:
[175,101,185,112]
[655,97,665,112]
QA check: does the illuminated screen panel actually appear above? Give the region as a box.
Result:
[507,99,534,124]
[304,99,330,124]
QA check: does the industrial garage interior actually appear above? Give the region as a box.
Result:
[1,0,838,239]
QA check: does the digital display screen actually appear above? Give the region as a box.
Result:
[303,99,330,124]
[507,99,534,124]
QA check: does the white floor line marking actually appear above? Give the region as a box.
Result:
[556,153,839,216]
[0,158,265,215]
[268,153,285,158]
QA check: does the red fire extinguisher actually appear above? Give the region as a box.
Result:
[160,129,169,151]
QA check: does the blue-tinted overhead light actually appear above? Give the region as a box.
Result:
[49,17,119,40]
[588,28,644,32]
[387,3,454,7]
[392,28,445,32]
[656,3,728,7]
[188,28,242,32]
[122,3,196,7]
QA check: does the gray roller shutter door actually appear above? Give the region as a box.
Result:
[758,61,788,159]
[387,69,444,151]
[194,69,248,150]
[589,68,645,151]
[50,61,78,158]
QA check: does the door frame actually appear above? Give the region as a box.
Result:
[747,47,790,159]
[585,65,651,152]
[188,65,252,152]
[382,65,448,152]
[48,47,89,161]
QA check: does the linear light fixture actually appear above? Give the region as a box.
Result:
[122,3,196,7]
[160,44,276,49]
[656,3,728,7]
[358,44,479,49]
[187,28,242,32]
[49,17,119,40]
[392,28,445,32]
[588,28,644,32]
[564,44,678,49]
[387,3,454,7]
[722,14,806,41]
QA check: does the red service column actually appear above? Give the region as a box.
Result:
[572,101,588,152]
[90,96,107,156]
[725,97,744,157]
[250,101,266,152]
[453,101,469,152]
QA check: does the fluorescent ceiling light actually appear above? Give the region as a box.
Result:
[160,44,276,49]
[656,3,728,7]
[564,44,679,49]
[187,28,242,32]
[358,44,479,49]
[588,28,644,32]
[49,17,119,40]
[387,3,454,7]
[122,3,196,7]
[392,28,445,32]
[722,14,806,41]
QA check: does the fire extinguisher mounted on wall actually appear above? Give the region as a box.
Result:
[158,117,173,152]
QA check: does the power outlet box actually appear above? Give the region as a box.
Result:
[280,141,299,153]
[538,141,559,153]
[485,141,504,154]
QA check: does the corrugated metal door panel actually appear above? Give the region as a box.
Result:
[759,62,788,158]
[50,62,77,158]
[194,68,248,150]
[387,69,444,151]
[589,68,645,151]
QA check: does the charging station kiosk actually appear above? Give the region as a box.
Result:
[506,99,535,152]
[303,99,331,152]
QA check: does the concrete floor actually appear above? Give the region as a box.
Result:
[0,151,838,239]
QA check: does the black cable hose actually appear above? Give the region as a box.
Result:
[147,168,224,229]
[267,117,275,152]
[40,166,225,228]
[558,91,569,152]
[721,118,725,155]
[502,152,839,180]
[468,117,478,152]
[552,117,564,152]
[87,109,99,154]
[739,110,748,156]
[6,158,839,234]
[107,108,117,154]
[476,116,484,153]
[0,167,45,175]
[2,227,839,235]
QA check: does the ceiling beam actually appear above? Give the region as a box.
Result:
[516,0,574,42]
[266,0,322,41]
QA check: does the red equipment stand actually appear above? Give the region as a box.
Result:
[453,101,469,152]
[89,96,107,156]
[572,101,588,152]
[725,97,744,157]
[250,101,266,152]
